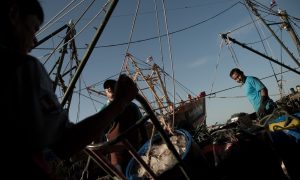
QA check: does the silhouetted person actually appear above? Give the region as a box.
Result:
[1,0,138,179]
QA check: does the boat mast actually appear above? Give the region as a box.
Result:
[34,24,68,49]
[36,20,79,112]
[61,0,119,106]
[124,54,171,115]
[152,64,173,112]
[278,9,300,56]
[245,0,300,68]
[51,21,77,93]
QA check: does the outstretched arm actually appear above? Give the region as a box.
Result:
[53,74,138,158]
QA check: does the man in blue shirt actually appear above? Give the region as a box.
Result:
[230,68,300,180]
[230,68,276,118]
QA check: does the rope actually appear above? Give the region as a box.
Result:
[221,33,240,67]
[155,67,197,97]
[246,28,280,45]
[229,14,271,34]
[42,0,107,66]
[209,39,225,96]
[161,0,177,129]
[249,0,278,16]
[83,78,98,113]
[153,0,165,76]
[120,0,141,74]
[35,1,241,50]
[256,109,300,131]
[37,0,79,36]
[222,33,240,67]
[244,2,281,92]
[289,18,300,30]
[80,155,91,180]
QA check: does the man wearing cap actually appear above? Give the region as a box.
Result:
[101,79,148,173]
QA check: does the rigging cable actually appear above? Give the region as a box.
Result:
[205,66,300,99]
[35,1,241,50]
[120,0,141,73]
[229,14,267,34]
[244,0,281,90]
[124,53,197,101]
[42,0,106,66]
[225,36,240,67]
[250,0,278,16]
[209,39,226,96]
[246,28,280,45]
[37,0,79,36]
[289,15,300,22]
[70,66,299,111]
[158,66,197,97]
[153,0,165,78]
[161,0,177,128]
[85,79,98,111]
[289,18,300,35]
[251,0,300,57]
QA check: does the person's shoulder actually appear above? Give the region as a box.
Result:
[251,76,263,83]
[23,55,49,74]
[125,102,141,112]
[9,54,42,69]
[129,102,139,108]
[23,55,43,66]
[98,103,109,111]
[2,50,40,67]
[247,76,260,81]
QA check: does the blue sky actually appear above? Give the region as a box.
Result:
[32,0,300,125]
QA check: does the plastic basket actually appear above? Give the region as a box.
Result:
[125,129,210,179]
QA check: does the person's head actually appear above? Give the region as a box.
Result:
[2,0,44,54]
[230,68,246,84]
[103,79,117,102]
[296,85,300,93]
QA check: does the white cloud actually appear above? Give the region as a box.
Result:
[187,57,208,68]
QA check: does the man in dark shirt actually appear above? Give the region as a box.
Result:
[102,79,148,173]
[1,0,138,179]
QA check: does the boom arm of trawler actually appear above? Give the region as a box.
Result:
[221,33,300,75]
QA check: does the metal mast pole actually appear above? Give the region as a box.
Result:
[245,0,300,68]
[221,34,300,75]
[278,9,300,56]
[62,0,119,106]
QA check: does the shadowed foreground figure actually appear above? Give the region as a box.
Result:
[1,0,138,179]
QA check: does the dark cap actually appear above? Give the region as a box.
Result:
[103,79,117,89]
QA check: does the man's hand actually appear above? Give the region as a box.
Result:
[258,104,266,118]
[114,74,138,107]
[258,97,269,118]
